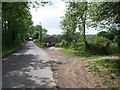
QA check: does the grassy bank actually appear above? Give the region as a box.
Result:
[2,42,26,58]
[63,47,120,88]
[63,47,96,57]
[63,48,76,56]
[90,58,120,88]
[33,39,46,48]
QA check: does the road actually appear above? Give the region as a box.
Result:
[2,41,56,88]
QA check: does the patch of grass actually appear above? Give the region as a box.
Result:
[63,47,100,57]
[95,59,120,73]
[63,48,76,56]
[90,58,120,88]
[90,62,101,75]
[33,39,46,48]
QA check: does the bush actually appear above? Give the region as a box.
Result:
[55,43,62,47]
[55,40,67,47]
[73,41,90,56]
[111,43,120,54]
[33,39,46,48]
[86,36,111,55]
[74,42,85,51]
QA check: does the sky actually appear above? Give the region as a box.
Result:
[30,0,99,35]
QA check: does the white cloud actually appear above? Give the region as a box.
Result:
[30,0,99,35]
[30,0,66,35]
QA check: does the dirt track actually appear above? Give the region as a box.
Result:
[44,47,107,88]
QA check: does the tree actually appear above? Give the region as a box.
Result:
[97,31,115,41]
[60,2,89,47]
[30,25,48,43]
[42,28,48,42]
[32,31,39,39]
[76,2,88,45]
[2,2,32,50]
[61,11,75,43]
[90,2,120,47]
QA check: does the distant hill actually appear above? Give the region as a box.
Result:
[86,34,96,36]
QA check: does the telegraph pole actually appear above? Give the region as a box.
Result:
[39,23,42,44]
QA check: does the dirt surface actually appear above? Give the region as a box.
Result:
[44,47,108,88]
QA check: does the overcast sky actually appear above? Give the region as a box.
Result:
[30,0,99,35]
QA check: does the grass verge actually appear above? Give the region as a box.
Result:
[63,47,100,57]
[63,47,120,88]
[2,42,26,58]
[33,39,46,48]
[63,48,76,56]
[90,58,120,88]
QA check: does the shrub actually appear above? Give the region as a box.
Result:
[111,43,120,54]
[86,36,111,55]
[73,41,90,56]
[55,43,62,47]
[55,40,67,47]
[33,39,46,48]
[74,42,85,51]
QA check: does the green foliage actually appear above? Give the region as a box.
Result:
[60,2,120,57]
[72,41,92,57]
[90,2,120,47]
[63,48,76,56]
[32,31,39,39]
[72,36,112,56]
[97,31,115,41]
[30,25,48,43]
[65,36,119,57]
[56,34,64,43]
[95,59,120,72]
[92,59,119,81]
[111,43,120,54]
[2,2,32,54]
[2,2,50,58]
[55,39,67,47]
[33,39,45,48]
[90,58,120,87]
[60,2,89,45]
[63,46,92,57]
[74,42,85,51]
[2,42,26,58]
[86,36,111,55]
[55,43,61,47]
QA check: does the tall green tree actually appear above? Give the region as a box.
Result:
[2,2,33,50]
[42,28,48,42]
[90,2,120,47]
[30,25,48,42]
[75,2,88,45]
[60,2,89,46]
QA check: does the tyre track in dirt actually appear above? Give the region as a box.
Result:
[44,47,107,88]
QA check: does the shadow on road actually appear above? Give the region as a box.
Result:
[2,53,53,88]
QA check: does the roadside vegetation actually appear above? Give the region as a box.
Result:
[2,2,32,58]
[2,2,50,58]
[30,3,120,87]
[90,58,120,88]
[2,42,26,58]
[55,2,120,88]
[2,1,120,88]
[57,2,120,56]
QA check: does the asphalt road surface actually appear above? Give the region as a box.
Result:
[2,41,56,88]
